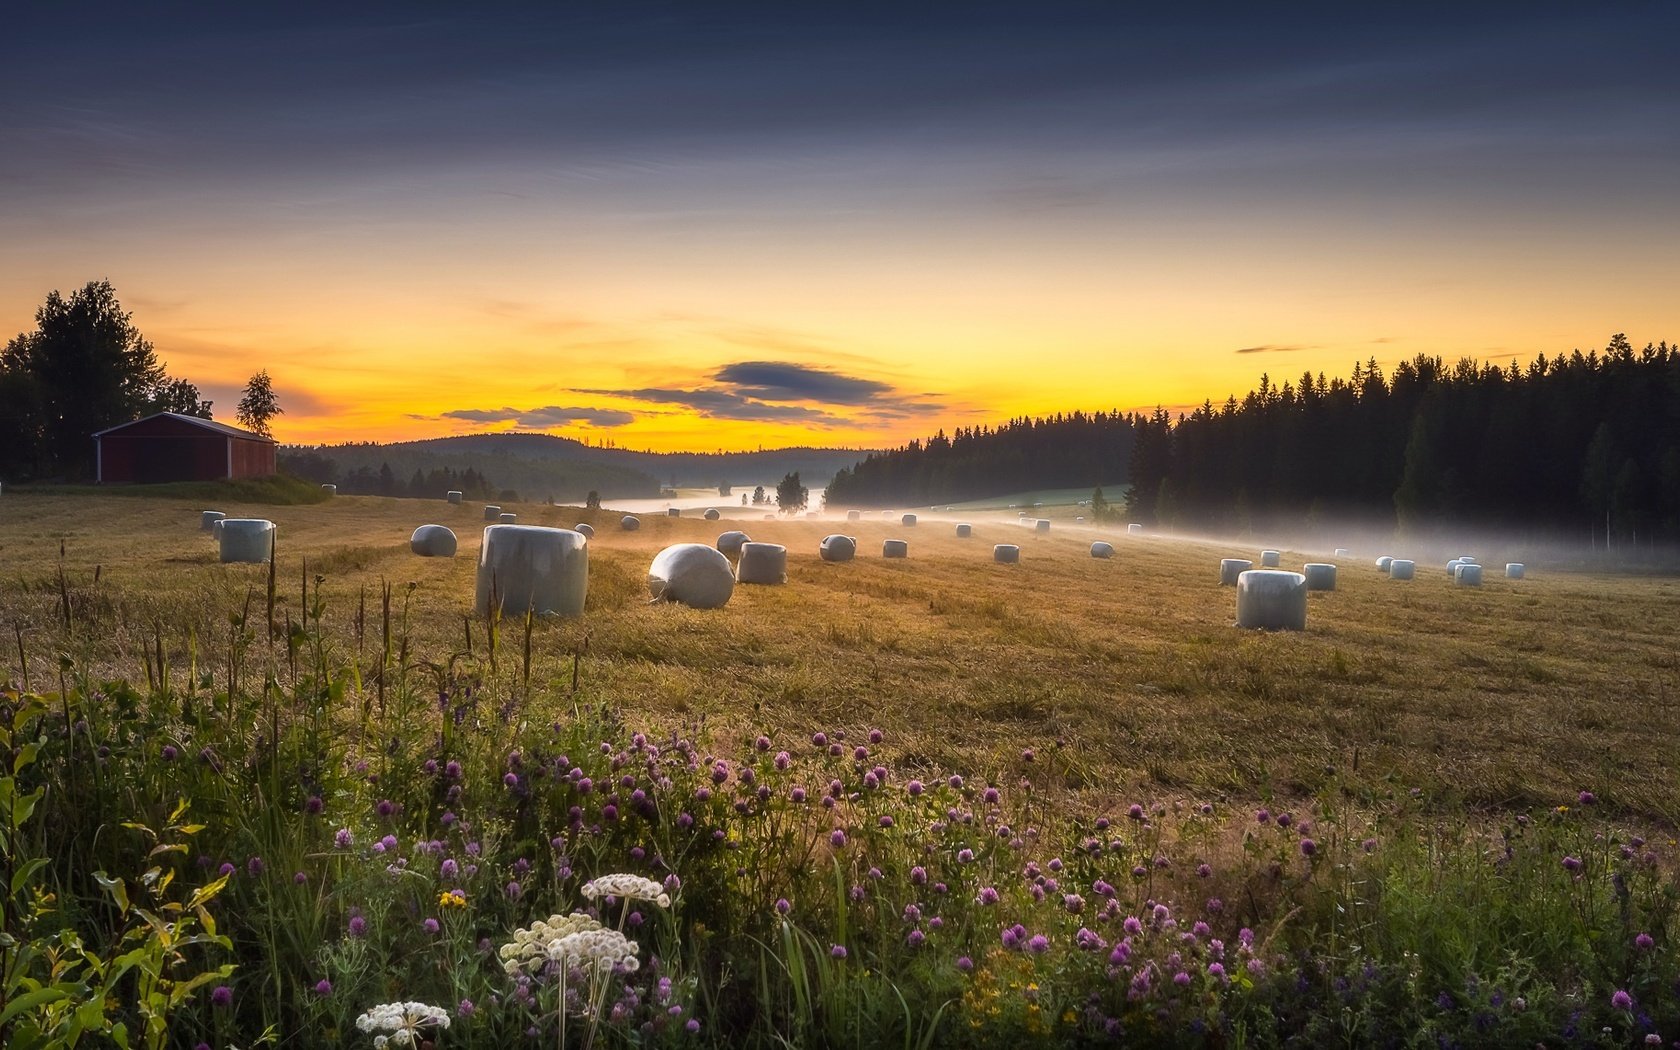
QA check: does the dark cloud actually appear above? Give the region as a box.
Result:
[573,387,844,424]
[438,405,633,428]
[712,361,893,404]
[1234,345,1311,355]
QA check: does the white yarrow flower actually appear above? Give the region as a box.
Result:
[580,873,672,908]
[500,912,606,976]
[354,1001,450,1046]
[548,927,641,973]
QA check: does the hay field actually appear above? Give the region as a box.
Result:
[3,489,1676,820]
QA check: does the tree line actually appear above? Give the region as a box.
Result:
[824,411,1136,506]
[1125,335,1680,545]
[278,451,504,501]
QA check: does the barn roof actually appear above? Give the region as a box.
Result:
[93,412,276,442]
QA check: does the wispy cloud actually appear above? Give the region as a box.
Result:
[1234,344,1312,355]
[573,387,846,424]
[437,405,634,428]
[712,360,893,404]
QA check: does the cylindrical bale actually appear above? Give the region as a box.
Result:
[483,505,502,521]
[1334,548,1351,556]
[1260,550,1281,567]
[883,511,895,520]
[1034,519,1050,534]
[647,543,734,608]
[446,490,463,504]
[994,544,1020,564]
[219,519,275,564]
[667,508,681,517]
[703,508,720,521]
[1235,570,1308,630]
[1388,559,1416,580]
[736,542,788,584]
[200,510,225,532]
[1127,523,1143,535]
[763,514,775,520]
[901,513,918,526]
[621,515,641,531]
[1457,555,1478,564]
[575,523,595,538]
[1456,563,1484,587]
[410,525,458,557]
[475,525,588,617]
[716,531,750,556]
[211,519,224,541]
[955,523,973,538]
[1091,541,1114,559]
[1302,563,1338,591]
[846,509,861,521]
[1506,563,1525,579]
[498,512,517,524]
[1375,556,1393,571]
[819,534,857,562]
[321,484,336,496]
[806,511,818,519]
[883,539,909,559]
[1219,558,1252,585]
[1446,558,1463,577]
[1075,515,1085,524]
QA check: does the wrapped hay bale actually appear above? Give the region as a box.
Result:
[819,535,857,562]
[994,544,1020,564]
[621,515,641,532]
[475,525,588,617]
[483,505,502,521]
[736,542,788,584]
[647,543,734,608]
[883,511,895,520]
[955,523,973,538]
[1260,550,1281,568]
[1127,523,1143,535]
[1388,559,1416,580]
[219,519,276,564]
[575,523,595,538]
[321,484,337,496]
[200,510,225,532]
[1455,563,1484,587]
[1075,515,1085,524]
[1235,570,1308,630]
[1034,519,1050,534]
[211,519,224,541]
[846,509,861,521]
[882,539,908,559]
[901,513,918,527]
[410,525,457,558]
[1506,563,1525,579]
[447,490,463,504]
[1375,556,1393,571]
[704,508,721,521]
[499,512,517,524]
[1091,541,1114,559]
[1446,558,1464,577]
[1334,548,1350,556]
[1219,558,1252,586]
[667,508,681,517]
[1302,563,1337,591]
[716,531,750,556]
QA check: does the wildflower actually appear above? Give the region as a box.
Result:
[305,795,324,814]
[983,787,1000,804]
[1562,855,1583,873]
[377,799,396,817]
[1128,804,1145,821]
[976,886,999,905]
[1276,813,1293,828]
[1064,894,1085,914]
[949,775,964,789]
[548,927,640,973]
[218,862,236,877]
[879,815,894,828]
[440,858,459,879]
[830,944,848,959]
[910,866,927,885]
[1635,932,1655,950]
[907,929,925,948]
[457,999,475,1018]
[756,734,772,752]
[581,873,672,908]
[812,732,828,746]
[1021,748,1035,762]
[246,856,265,876]
[161,745,178,760]
[314,979,332,995]
[500,913,607,975]
[1362,837,1378,853]
[348,915,368,937]
[423,918,440,934]
[1579,790,1597,805]
[774,751,791,770]
[957,955,974,972]
[355,1001,451,1047]
[211,985,232,1008]
[438,889,467,909]
[686,1019,701,1033]
[294,871,307,884]
[1256,808,1271,824]
[908,779,924,796]
[957,848,975,863]
[775,898,792,915]
[1299,838,1317,857]
[1611,989,1633,1010]
[830,829,848,849]
[445,760,462,779]
[1172,971,1191,987]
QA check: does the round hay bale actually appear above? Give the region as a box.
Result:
[446,490,463,504]
[901,513,918,526]
[703,508,721,521]
[483,505,502,521]
[320,484,336,496]
[1091,541,1114,559]
[955,523,972,538]
[647,543,734,608]
[667,507,681,517]
[846,509,861,521]
[1506,562,1525,579]
[1455,563,1484,587]
[210,519,225,541]
[1235,569,1308,630]
[1219,558,1252,585]
[1127,523,1143,535]
[1388,559,1416,580]
[1075,515,1085,524]
[219,519,275,564]
[575,522,595,538]
[1302,563,1337,591]
[1446,558,1463,577]
[200,510,225,532]
[621,515,641,532]
[498,512,517,524]
[994,544,1020,564]
[475,525,588,617]
[1333,548,1350,557]
[882,539,909,559]
[716,531,750,555]
[1259,550,1281,568]
[819,534,857,562]
[410,525,458,557]
[1034,519,1050,534]
[1375,556,1393,571]
[736,542,788,584]
[1457,555,1478,564]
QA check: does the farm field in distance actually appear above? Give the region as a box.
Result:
[4,489,1675,823]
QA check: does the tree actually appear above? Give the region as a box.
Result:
[586,490,601,510]
[776,472,808,514]
[1089,486,1109,523]
[718,482,732,497]
[236,370,283,437]
[0,280,202,478]
[146,377,213,418]
[752,485,766,505]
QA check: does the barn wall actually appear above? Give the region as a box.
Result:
[231,438,275,478]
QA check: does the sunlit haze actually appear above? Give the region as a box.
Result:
[4,3,1676,449]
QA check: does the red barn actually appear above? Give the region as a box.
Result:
[93,412,277,484]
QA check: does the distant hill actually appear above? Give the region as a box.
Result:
[280,433,876,502]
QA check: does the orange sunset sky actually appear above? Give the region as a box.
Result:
[4,5,1676,451]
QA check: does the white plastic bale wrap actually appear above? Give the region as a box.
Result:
[819,534,857,562]
[1302,563,1338,591]
[1446,559,1463,577]
[483,505,502,521]
[321,484,336,495]
[846,510,861,521]
[1506,563,1525,579]
[647,543,735,608]
[667,508,681,517]
[200,510,225,532]
[994,544,1020,563]
[219,519,275,564]
[1127,523,1142,535]
[499,513,517,524]
[901,513,918,527]
[575,523,595,538]
[1034,519,1050,534]
[446,490,463,504]
[882,539,909,559]
[883,511,895,520]
[1260,550,1281,567]
[1091,541,1114,559]
[621,515,641,532]
[1456,563,1484,587]
[1376,556,1393,571]
[1075,516,1085,524]
[475,525,588,617]
[410,525,458,557]
[1235,570,1308,631]
[211,519,224,541]
[716,531,750,556]
[1388,559,1416,580]
[955,523,972,538]
[736,542,788,584]
[1334,548,1351,557]
[703,508,721,521]
[1219,558,1252,585]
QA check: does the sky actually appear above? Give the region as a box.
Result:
[3,2,1677,450]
